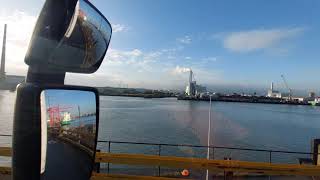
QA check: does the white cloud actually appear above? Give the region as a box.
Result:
[106,48,143,65]
[67,46,224,89]
[171,66,191,75]
[65,73,123,87]
[104,48,164,73]
[111,24,129,33]
[0,10,37,75]
[102,48,222,88]
[221,28,304,52]
[168,65,223,87]
[177,35,192,44]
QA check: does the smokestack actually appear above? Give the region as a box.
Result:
[271,82,274,91]
[0,24,6,79]
[189,69,193,83]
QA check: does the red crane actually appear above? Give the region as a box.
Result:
[47,105,72,127]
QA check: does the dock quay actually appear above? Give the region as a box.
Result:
[177,94,311,106]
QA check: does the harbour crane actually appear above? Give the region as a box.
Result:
[281,75,292,101]
[47,105,73,127]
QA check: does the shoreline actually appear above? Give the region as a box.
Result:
[100,94,315,106]
[178,97,311,106]
[1,89,314,106]
[99,93,175,99]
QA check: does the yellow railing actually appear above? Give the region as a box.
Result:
[0,147,11,157]
[0,147,11,176]
[95,152,320,176]
[2,147,320,179]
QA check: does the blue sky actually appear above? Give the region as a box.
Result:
[1,0,320,93]
[43,89,96,115]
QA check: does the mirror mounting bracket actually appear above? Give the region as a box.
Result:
[26,66,65,85]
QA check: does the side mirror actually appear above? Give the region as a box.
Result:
[13,0,110,179]
[25,0,112,73]
[40,88,98,179]
[12,84,99,180]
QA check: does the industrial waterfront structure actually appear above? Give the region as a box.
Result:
[267,76,292,101]
[184,69,206,97]
[266,80,320,105]
[185,69,196,96]
[267,82,282,98]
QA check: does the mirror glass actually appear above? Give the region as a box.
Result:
[25,0,112,73]
[40,89,97,180]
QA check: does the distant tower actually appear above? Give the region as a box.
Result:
[270,82,274,91]
[0,24,7,80]
[189,69,193,84]
[187,70,193,96]
[186,69,196,96]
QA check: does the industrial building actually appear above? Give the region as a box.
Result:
[267,82,282,98]
[185,69,196,96]
[267,76,293,100]
[185,69,207,96]
[266,79,319,104]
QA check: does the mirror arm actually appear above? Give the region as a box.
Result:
[26,66,65,85]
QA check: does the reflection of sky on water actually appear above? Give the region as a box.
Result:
[171,104,249,147]
[99,96,320,154]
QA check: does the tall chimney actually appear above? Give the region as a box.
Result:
[0,24,7,79]
[189,69,193,83]
[271,82,274,91]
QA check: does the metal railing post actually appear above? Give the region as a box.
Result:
[158,144,161,176]
[269,151,272,163]
[107,141,111,173]
[212,147,214,159]
[95,149,101,173]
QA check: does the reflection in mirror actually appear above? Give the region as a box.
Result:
[25,0,112,73]
[40,89,97,180]
[50,0,111,69]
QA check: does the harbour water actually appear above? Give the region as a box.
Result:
[1,90,320,176]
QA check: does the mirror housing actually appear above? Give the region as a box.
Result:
[12,83,99,180]
[13,1,110,179]
[25,0,112,74]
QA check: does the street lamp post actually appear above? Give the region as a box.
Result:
[206,95,212,180]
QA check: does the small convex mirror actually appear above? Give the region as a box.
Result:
[25,0,112,73]
[40,89,98,180]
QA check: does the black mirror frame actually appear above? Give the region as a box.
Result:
[25,0,113,74]
[12,83,100,180]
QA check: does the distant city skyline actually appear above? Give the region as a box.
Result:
[1,0,320,92]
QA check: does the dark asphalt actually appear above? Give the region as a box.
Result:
[40,137,94,180]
